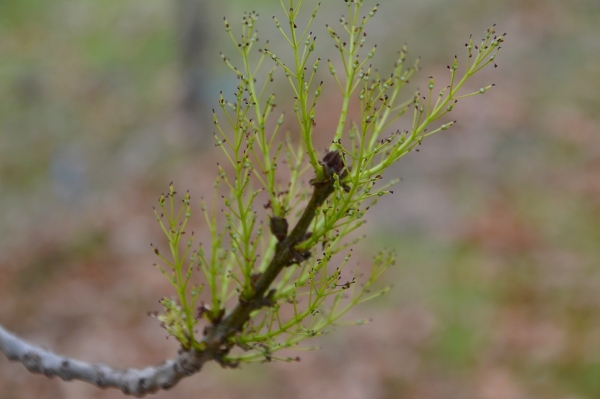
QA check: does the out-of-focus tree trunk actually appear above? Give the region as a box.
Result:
[174,0,214,147]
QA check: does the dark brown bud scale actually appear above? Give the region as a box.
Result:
[269,216,289,242]
[321,150,347,179]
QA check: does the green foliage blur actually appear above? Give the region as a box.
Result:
[1,0,600,398]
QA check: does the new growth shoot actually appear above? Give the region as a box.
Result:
[153,0,504,364]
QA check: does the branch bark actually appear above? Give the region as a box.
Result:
[0,152,342,396]
[0,324,207,396]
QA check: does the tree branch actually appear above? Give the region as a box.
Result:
[0,152,342,396]
[0,323,207,396]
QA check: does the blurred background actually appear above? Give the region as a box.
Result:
[1,0,600,398]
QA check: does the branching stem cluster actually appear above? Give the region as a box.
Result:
[0,0,504,395]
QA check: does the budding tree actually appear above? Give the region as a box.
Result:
[0,0,504,396]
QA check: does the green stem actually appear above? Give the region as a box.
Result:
[202,174,336,354]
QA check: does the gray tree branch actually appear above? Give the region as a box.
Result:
[0,323,210,397]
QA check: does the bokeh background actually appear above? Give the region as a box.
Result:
[1,0,600,398]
